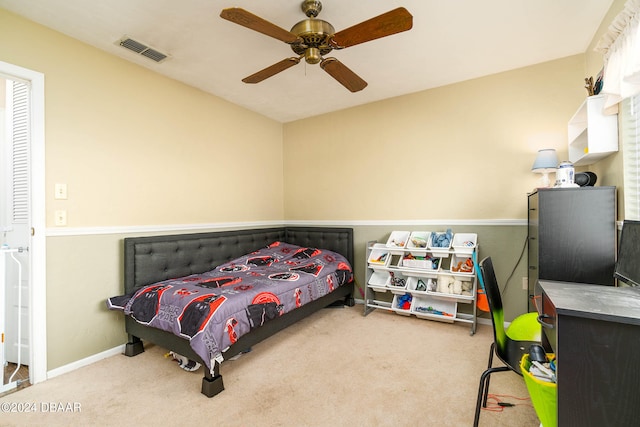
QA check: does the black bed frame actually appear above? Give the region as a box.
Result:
[122,226,355,397]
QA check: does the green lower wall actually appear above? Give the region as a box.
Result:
[46,233,128,370]
[45,222,527,370]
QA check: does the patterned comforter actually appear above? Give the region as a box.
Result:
[107,241,353,372]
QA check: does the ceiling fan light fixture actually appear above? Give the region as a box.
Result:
[305,47,321,64]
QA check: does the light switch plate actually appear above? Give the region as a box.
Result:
[54,183,68,200]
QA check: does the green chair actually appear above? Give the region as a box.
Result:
[473,256,541,427]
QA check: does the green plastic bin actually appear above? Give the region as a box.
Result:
[520,354,557,427]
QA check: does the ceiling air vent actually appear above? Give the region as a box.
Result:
[117,36,169,63]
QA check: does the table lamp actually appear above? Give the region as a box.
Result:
[532,149,558,188]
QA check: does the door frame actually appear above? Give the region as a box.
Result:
[1,60,46,385]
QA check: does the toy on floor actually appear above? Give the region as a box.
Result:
[165,351,202,372]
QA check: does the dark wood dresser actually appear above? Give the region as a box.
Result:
[527,187,616,311]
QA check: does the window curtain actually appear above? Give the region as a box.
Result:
[622,94,640,219]
[596,0,640,110]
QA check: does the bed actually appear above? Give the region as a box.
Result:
[108,226,355,397]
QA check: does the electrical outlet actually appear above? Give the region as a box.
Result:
[522,277,528,290]
[54,210,67,226]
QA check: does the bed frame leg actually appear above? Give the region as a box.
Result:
[201,374,224,398]
[124,336,144,357]
[201,363,225,397]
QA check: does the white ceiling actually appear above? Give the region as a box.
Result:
[0,0,613,123]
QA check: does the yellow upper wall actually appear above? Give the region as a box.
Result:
[283,0,630,221]
[0,9,285,227]
[283,55,587,220]
[279,0,627,327]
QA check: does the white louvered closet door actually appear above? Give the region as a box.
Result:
[2,79,31,365]
[622,94,640,220]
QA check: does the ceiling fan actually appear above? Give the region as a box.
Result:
[220,1,413,92]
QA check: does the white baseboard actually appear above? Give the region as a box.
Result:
[47,344,125,380]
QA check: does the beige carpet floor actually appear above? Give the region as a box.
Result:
[0,305,540,426]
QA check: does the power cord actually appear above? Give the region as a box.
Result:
[501,234,528,296]
[482,393,532,413]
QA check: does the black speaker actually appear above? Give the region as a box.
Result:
[575,172,597,187]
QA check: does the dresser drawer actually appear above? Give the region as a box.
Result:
[537,288,556,353]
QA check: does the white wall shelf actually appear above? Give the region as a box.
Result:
[568,95,618,166]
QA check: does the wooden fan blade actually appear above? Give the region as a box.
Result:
[329,7,413,49]
[242,57,301,84]
[220,8,301,44]
[320,58,367,92]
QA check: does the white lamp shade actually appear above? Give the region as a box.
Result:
[532,149,559,172]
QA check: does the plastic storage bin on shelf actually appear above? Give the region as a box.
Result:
[387,271,408,295]
[402,253,439,269]
[434,274,474,297]
[450,254,474,276]
[368,246,391,267]
[406,276,436,293]
[386,231,410,251]
[407,231,431,254]
[392,293,413,316]
[411,295,457,323]
[428,230,453,257]
[452,233,477,255]
[367,270,390,292]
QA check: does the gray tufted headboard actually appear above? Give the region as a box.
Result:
[123,226,354,294]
